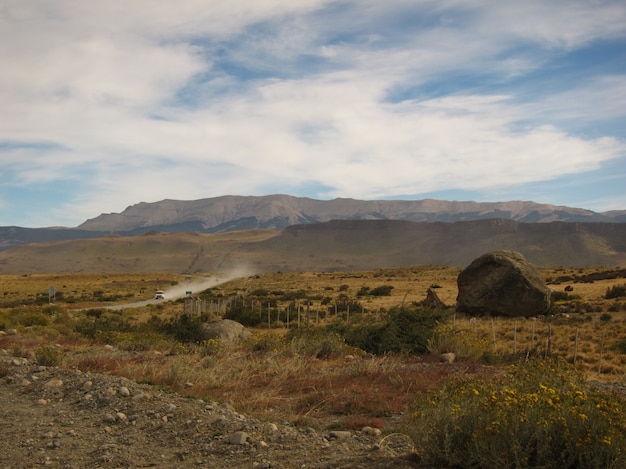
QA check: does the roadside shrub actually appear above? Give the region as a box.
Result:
[160,313,204,343]
[285,328,351,359]
[328,305,444,355]
[370,285,394,296]
[427,325,490,361]
[606,284,626,299]
[412,357,626,469]
[223,304,263,327]
[34,344,63,366]
[244,332,284,354]
[24,312,50,327]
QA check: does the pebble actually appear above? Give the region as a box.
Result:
[118,386,130,397]
[229,431,249,445]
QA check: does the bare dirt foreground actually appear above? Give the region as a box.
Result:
[0,354,420,469]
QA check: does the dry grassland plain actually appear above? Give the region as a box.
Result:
[1,265,626,429]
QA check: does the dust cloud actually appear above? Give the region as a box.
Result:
[160,265,256,300]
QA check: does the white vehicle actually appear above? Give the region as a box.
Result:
[155,291,165,300]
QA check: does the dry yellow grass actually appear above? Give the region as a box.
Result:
[1,265,625,429]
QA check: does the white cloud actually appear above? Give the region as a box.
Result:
[0,0,625,226]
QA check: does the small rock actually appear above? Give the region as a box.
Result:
[118,386,130,397]
[229,431,248,445]
[439,352,456,364]
[103,413,117,424]
[37,399,48,406]
[82,380,93,390]
[361,426,382,437]
[133,392,149,401]
[45,379,63,388]
[116,412,128,422]
[6,328,17,335]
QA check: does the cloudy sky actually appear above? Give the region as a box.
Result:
[1,0,625,227]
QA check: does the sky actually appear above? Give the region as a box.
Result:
[1,0,625,228]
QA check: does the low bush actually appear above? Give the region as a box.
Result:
[427,326,490,361]
[285,328,351,359]
[412,357,626,468]
[34,344,63,366]
[606,284,626,299]
[328,305,445,355]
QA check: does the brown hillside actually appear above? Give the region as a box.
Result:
[0,219,624,274]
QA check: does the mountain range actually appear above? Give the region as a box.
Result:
[78,195,626,233]
[1,195,625,273]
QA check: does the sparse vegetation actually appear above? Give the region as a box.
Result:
[412,357,626,468]
[1,265,626,467]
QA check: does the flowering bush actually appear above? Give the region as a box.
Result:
[412,357,626,468]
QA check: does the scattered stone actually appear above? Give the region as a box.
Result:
[82,380,93,390]
[44,379,63,388]
[439,352,456,364]
[37,399,48,406]
[229,431,249,445]
[361,426,382,437]
[102,413,117,424]
[6,329,17,335]
[118,386,130,397]
[420,287,447,310]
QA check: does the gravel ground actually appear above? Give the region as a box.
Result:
[0,353,423,469]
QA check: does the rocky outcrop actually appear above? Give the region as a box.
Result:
[456,250,551,317]
[200,319,251,344]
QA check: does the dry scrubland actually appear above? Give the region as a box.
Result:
[2,265,626,467]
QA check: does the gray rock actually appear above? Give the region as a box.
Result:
[229,431,248,445]
[456,250,551,317]
[200,319,251,344]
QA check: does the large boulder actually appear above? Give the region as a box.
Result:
[456,250,551,317]
[200,319,251,344]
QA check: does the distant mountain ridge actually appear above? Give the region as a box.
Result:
[0,195,624,253]
[78,195,626,233]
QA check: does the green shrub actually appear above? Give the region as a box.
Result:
[427,326,490,361]
[285,328,351,359]
[370,285,394,296]
[244,332,284,354]
[160,313,204,343]
[327,305,444,355]
[34,345,63,367]
[412,357,626,469]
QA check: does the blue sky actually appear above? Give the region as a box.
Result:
[1,0,625,227]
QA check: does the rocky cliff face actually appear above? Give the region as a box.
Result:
[77,195,619,233]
